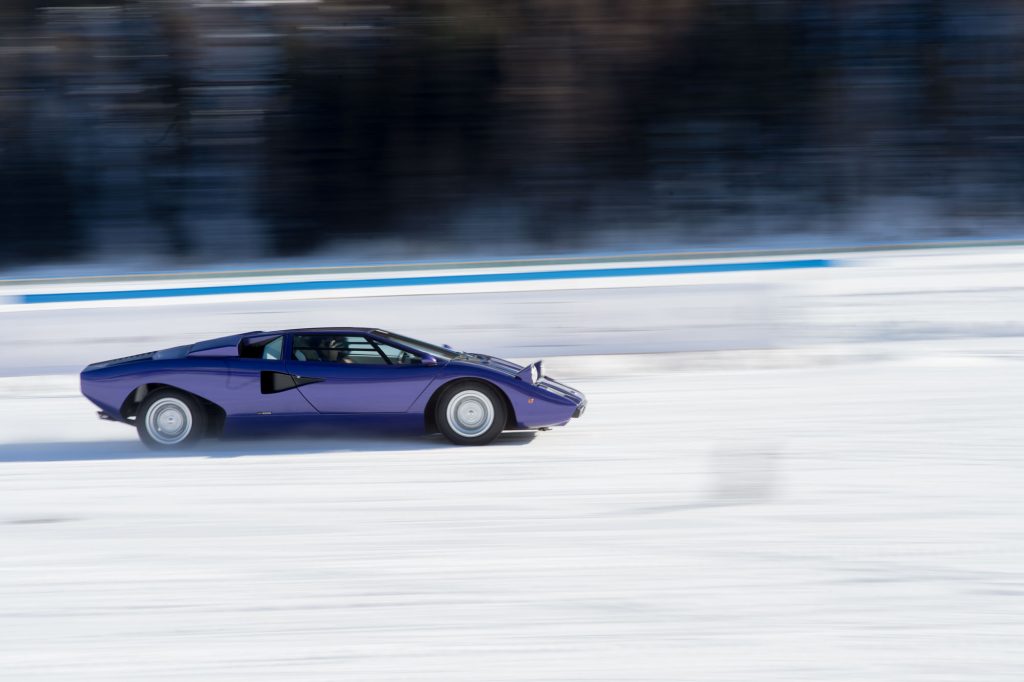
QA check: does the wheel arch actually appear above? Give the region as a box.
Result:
[121,383,227,436]
[423,378,517,434]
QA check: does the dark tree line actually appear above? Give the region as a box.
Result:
[2,0,1024,265]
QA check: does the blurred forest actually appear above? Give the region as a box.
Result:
[2,0,1024,265]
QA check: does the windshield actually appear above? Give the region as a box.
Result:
[373,330,460,360]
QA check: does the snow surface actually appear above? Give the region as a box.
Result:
[1,246,1024,680]
[1,352,1023,680]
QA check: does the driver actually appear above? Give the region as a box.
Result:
[319,336,354,364]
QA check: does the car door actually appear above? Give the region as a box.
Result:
[285,334,438,414]
[223,334,318,416]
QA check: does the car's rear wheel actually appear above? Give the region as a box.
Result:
[436,382,506,446]
[137,389,206,450]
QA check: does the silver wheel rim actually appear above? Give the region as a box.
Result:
[145,397,193,445]
[446,390,495,438]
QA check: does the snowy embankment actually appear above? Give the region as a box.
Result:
[1,244,1023,376]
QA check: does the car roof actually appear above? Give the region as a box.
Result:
[267,327,389,335]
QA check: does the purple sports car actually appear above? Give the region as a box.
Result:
[80,329,586,449]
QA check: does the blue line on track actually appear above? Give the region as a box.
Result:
[21,259,833,304]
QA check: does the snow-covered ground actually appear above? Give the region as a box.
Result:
[1,246,1024,680]
[1,352,1023,680]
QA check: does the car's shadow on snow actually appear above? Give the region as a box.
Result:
[0,431,538,463]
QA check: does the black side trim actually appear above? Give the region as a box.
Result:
[294,375,325,388]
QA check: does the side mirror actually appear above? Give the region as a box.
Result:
[420,354,439,367]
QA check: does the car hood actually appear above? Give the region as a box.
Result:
[448,353,525,376]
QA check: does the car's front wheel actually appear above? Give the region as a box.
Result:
[436,382,506,446]
[137,389,207,450]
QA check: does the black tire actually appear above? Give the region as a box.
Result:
[136,389,207,450]
[435,381,507,446]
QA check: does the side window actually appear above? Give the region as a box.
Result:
[374,341,421,366]
[239,335,284,360]
[292,335,389,365]
[344,337,390,365]
[262,336,284,361]
[291,335,321,362]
